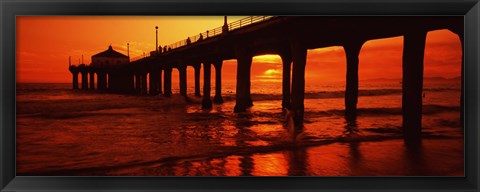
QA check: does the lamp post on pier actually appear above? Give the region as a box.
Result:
[222,16,229,33]
[155,26,159,54]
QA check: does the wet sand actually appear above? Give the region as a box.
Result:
[55,138,463,176]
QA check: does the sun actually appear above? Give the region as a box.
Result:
[263,69,280,76]
[254,68,282,82]
[253,54,281,64]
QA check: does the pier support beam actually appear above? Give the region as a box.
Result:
[194,64,201,97]
[106,73,109,91]
[213,60,224,103]
[89,72,95,90]
[281,53,292,109]
[158,69,163,95]
[402,31,427,143]
[127,71,135,94]
[119,70,134,93]
[106,70,133,94]
[449,24,464,128]
[149,69,158,96]
[459,33,464,128]
[81,71,88,90]
[72,72,79,89]
[234,47,253,112]
[141,72,148,95]
[108,71,118,93]
[344,40,364,121]
[179,65,187,96]
[164,67,172,97]
[107,72,115,92]
[97,71,107,91]
[290,41,307,128]
[148,71,155,95]
[202,62,212,109]
[105,73,112,91]
[135,73,141,94]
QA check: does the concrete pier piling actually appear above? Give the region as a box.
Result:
[402,31,427,143]
[234,46,253,113]
[202,62,213,109]
[344,40,364,122]
[213,60,224,104]
[290,41,307,128]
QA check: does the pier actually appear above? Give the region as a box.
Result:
[68,16,463,143]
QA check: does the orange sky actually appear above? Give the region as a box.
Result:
[16,16,462,84]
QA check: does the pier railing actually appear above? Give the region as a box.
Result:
[131,16,274,62]
[130,55,146,62]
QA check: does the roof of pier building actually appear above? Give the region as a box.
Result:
[92,45,128,58]
[91,45,129,67]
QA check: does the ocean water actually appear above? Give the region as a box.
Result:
[16,80,463,176]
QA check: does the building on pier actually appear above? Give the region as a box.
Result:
[70,45,134,93]
[91,45,129,67]
[91,45,133,93]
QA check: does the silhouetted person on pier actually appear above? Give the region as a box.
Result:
[199,33,203,41]
[206,30,209,38]
[168,47,172,51]
[164,46,167,52]
[186,37,191,45]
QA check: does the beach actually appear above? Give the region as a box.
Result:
[16,80,463,176]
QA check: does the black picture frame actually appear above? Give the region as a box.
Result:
[1,0,479,191]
